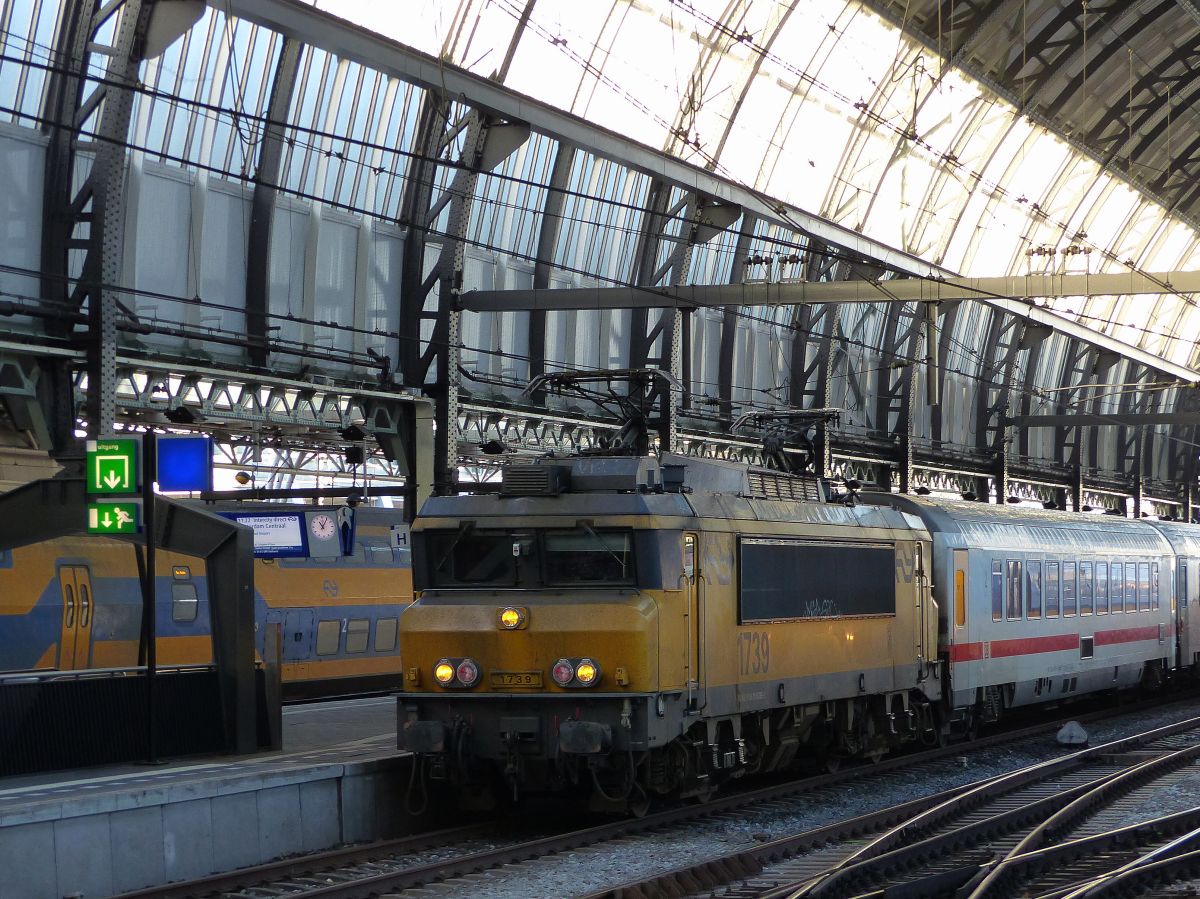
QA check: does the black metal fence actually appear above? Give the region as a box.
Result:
[0,666,276,777]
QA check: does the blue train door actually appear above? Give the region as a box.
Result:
[282,609,314,662]
[56,565,94,669]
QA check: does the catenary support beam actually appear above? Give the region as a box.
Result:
[461,281,1198,384]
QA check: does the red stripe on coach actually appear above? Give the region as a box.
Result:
[1094,625,1161,646]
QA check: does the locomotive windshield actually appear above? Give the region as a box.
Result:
[418,526,637,589]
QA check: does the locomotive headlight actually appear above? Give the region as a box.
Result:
[498,606,526,629]
[575,659,599,686]
[551,658,575,686]
[434,660,456,685]
[456,658,480,687]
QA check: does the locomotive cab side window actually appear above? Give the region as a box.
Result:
[740,539,895,623]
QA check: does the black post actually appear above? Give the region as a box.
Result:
[142,432,157,763]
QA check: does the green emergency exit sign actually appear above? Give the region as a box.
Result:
[86,437,140,494]
[87,502,140,534]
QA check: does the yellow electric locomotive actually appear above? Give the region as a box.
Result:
[398,454,940,808]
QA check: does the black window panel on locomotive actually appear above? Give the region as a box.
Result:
[416,526,639,589]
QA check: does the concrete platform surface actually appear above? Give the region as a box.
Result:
[0,695,411,899]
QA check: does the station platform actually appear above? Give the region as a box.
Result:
[0,695,412,899]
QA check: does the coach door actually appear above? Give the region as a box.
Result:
[952,550,972,689]
[57,565,95,669]
[684,533,705,711]
[1181,559,1197,668]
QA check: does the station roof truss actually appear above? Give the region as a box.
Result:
[0,0,1198,516]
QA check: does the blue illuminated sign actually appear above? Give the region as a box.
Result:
[156,435,213,492]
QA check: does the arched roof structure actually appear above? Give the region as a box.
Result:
[0,0,1197,515]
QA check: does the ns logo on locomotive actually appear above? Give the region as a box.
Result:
[398,453,1200,811]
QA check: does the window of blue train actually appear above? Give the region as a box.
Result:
[316,619,341,655]
[171,583,198,622]
[374,617,398,652]
[346,619,369,653]
[543,530,636,585]
[369,546,394,565]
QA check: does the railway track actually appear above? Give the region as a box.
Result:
[114,697,1200,899]
[588,716,1200,899]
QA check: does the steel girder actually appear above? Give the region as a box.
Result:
[866,0,1200,231]
[526,144,575,408]
[245,37,302,370]
[41,0,151,448]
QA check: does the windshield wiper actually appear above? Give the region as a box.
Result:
[434,521,475,574]
[578,522,629,577]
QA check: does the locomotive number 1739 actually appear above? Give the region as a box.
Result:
[737,631,770,675]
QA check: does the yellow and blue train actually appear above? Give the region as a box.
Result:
[0,504,413,698]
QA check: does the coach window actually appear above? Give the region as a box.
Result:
[1046,562,1061,617]
[1006,560,1023,620]
[374,617,398,652]
[1095,561,1109,614]
[1063,562,1077,616]
[1026,561,1043,619]
[954,568,966,628]
[1079,562,1093,615]
[991,561,1003,621]
[171,583,198,623]
[1138,562,1151,611]
[316,619,341,655]
[1154,562,1163,611]
[1126,563,1138,613]
[345,619,369,653]
[1111,562,1124,613]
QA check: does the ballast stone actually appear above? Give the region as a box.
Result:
[1057,720,1089,746]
